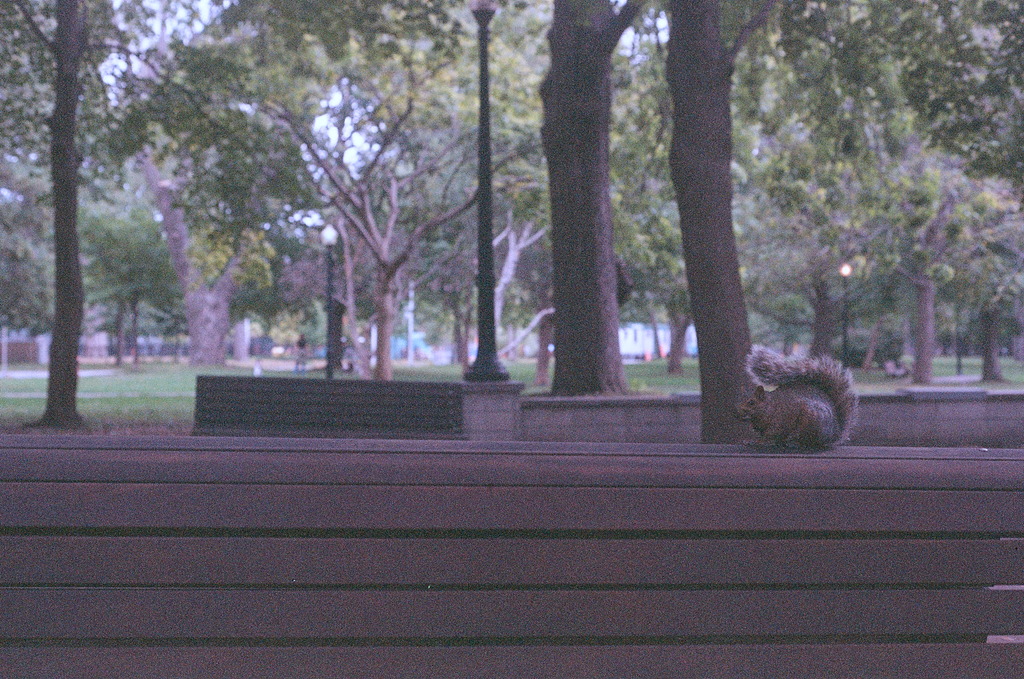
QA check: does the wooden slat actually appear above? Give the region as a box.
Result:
[3,484,1024,533]
[2,645,1023,679]
[195,374,460,391]
[197,398,461,416]
[2,537,1023,586]
[5,433,1024,461]
[5,449,1024,489]
[194,377,464,435]
[2,588,1024,640]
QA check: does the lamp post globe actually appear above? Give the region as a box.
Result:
[464,0,508,383]
[321,225,339,379]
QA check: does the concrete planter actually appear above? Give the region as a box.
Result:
[193,376,523,441]
[519,390,1024,448]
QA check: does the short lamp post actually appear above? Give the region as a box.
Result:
[464,0,508,382]
[321,225,339,380]
[839,262,853,367]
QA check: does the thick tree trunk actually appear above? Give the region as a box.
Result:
[809,280,837,358]
[184,287,233,366]
[667,309,689,375]
[540,0,637,396]
[980,304,1005,382]
[666,0,753,442]
[142,156,236,365]
[912,278,936,384]
[38,0,87,427]
[372,270,398,381]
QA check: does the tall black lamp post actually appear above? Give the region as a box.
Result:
[464,0,509,382]
[321,224,339,380]
[839,262,853,366]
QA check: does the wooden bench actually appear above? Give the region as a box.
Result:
[193,375,465,438]
[1,434,1024,677]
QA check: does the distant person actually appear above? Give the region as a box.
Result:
[295,334,308,374]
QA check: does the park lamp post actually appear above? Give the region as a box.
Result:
[464,0,509,382]
[839,262,853,367]
[321,224,339,380]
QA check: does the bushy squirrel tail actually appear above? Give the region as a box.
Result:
[746,345,859,442]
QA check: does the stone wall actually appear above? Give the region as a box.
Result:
[520,394,701,444]
[518,390,1024,448]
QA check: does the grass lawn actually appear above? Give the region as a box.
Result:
[1,354,1021,433]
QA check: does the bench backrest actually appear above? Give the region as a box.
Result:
[194,375,464,437]
[1,435,1024,677]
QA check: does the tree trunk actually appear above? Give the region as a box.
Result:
[666,0,753,442]
[142,155,237,365]
[540,0,638,396]
[861,318,881,371]
[667,309,689,375]
[183,287,234,365]
[534,310,554,388]
[113,303,125,368]
[912,278,936,384]
[980,304,1005,382]
[339,225,371,378]
[130,299,140,365]
[809,280,837,358]
[38,0,87,427]
[372,269,398,381]
[453,301,470,369]
[649,304,664,359]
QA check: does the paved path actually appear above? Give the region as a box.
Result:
[0,369,117,379]
[0,392,192,398]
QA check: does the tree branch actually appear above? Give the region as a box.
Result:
[500,307,555,356]
[604,0,646,51]
[12,0,53,53]
[726,0,779,64]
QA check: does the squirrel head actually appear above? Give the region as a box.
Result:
[735,385,767,421]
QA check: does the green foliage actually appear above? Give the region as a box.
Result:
[219,0,465,62]
[0,0,155,171]
[0,159,52,331]
[841,325,905,369]
[0,1,53,157]
[611,8,687,325]
[891,0,1024,187]
[80,193,180,328]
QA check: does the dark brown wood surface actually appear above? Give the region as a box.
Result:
[4,483,1024,532]
[2,432,1023,459]
[2,537,1021,586]
[2,433,1023,676]
[1,645,1022,679]
[3,444,1024,489]
[3,588,1024,639]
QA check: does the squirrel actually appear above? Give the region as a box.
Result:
[736,345,858,449]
